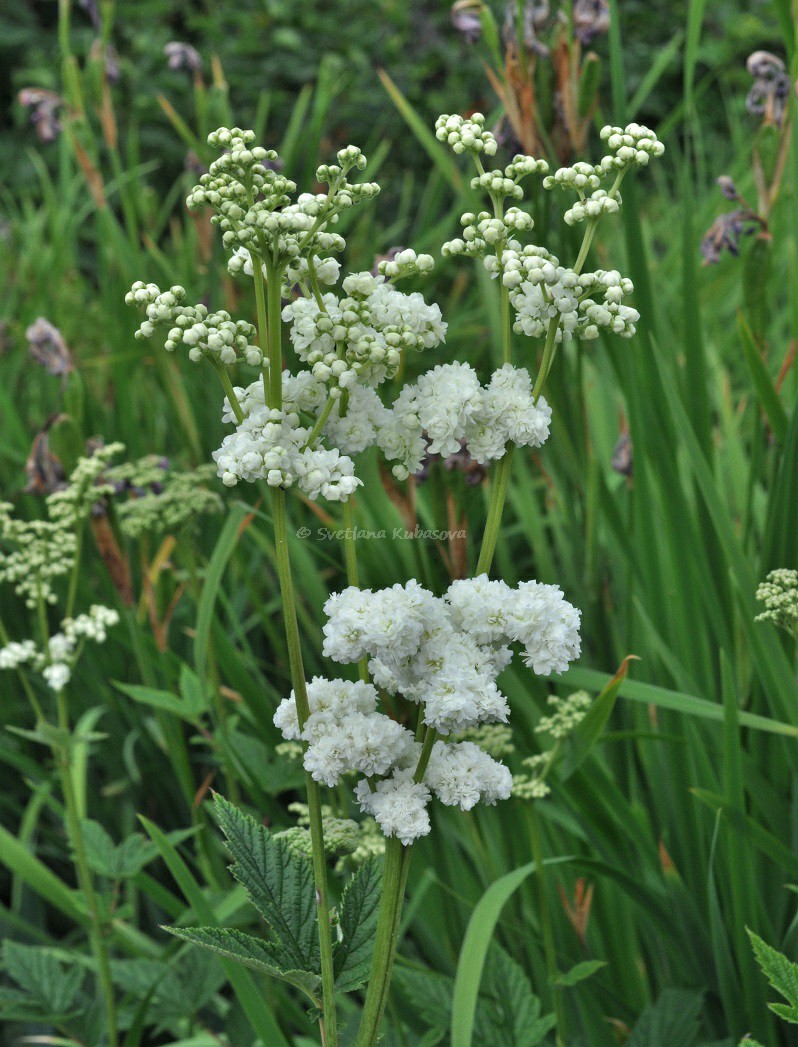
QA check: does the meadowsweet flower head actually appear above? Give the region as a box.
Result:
[756,569,798,636]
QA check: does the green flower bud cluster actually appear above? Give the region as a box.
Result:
[1,445,121,608]
[756,569,798,637]
[470,155,550,200]
[512,691,592,800]
[456,723,515,760]
[187,129,378,268]
[536,690,592,739]
[276,802,384,873]
[435,112,498,156]
[442,208,536,260]
[377,248,435,281]
[106,458,222,539]
[126,282,262,366]
[563,189,621,227]
[598,122,665,169]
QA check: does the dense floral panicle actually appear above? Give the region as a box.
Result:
[377,363,551,479]
[185,128,378,266]
[0,447,121,608]
[322,576,579,737]
[756,569,798,635]
[425,741,513,809]
[212,403,361,501]
[597,122,665,170]
[355,775,432,846]
[281,272,446,394]
[377,248,435,281]
[513,690,593,799]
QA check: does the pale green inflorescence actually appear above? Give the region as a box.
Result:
[756,569,798,637]
[513,690,592,800]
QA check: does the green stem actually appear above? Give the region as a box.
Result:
[250,250,271,405]
[272,489,338,1046]
[214,360,245,425]
[475,445,515,576]
[306,394,337,448]
[527,804,566,1047]
[355,727,436,1047]
[530,316,560,403]
[266,262,284,409]
[55,690,118,1047]
[355,836,406,1047]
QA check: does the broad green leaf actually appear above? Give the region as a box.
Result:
[553,959,608,988]
[82,819,197,879]
[627,988,703,1046]
[214,794,320,974]
[114,680,203,723]
[2,940,83,1014]
[0,823,86,925]
[451,855,571,1047]
[334,858,381,992]
[167,925,321,1001]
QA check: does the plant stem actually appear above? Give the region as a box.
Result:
[214,360,245,425]
[272,491,338,1046]
[265,262,283,409]
[527,804,566,1047]
[249,250,271,404]
[55,690,118,1047]
[475,444,515,576]
[355,835,406,1047]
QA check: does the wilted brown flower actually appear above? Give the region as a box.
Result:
[611,430,633,477]
[746,50,791,127]
[164,41,203,75]
[451,0,483,43]
[572,0,609,46]
[24,420,67,496]
[18,89,64,144]
[701,210,765,264]
[503,0,551,58]
[26,318,74,378]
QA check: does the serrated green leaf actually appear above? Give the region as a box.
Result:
[167,925,322,1001]
[2,940,84,1014]
[627,988,703,1047]
[81,820,197,879]
[334,858,381,992]
[748,929,798,1022]
[477,946,554,1047]
[553,959,608,988]
[214,794,319,974]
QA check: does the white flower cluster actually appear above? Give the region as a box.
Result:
[378,362,551,479]
[125,282,262,366]
[435,112,497,156]
[323,575,581,732]
[273,676,515,846]
[213,402,361,500]
[106,458,222,539]
[487,247,639,342]
[0,605,119,692]
[186,128,377,266]
[281,271,446,393]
